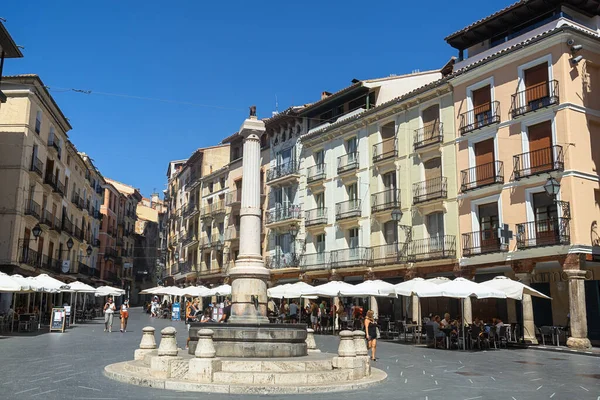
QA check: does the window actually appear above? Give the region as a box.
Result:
[315,192,324,209]
[315,149,324,166]
[347,183,358,201]
[426,212,445,238]
[349,228,359,251]
[35,111,42,134]
[384,221,398,244]
[346,137,357,154]
[316,234,325,253]
[220,177,225,189]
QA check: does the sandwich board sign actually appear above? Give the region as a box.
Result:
[50,308,66,332]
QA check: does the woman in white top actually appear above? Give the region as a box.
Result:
[103,297,116,333]
[120,300,130,333]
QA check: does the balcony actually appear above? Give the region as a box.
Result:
[414,122,443,150]
[225,226,240,242]
[20,248,40,267]
[183,202,199,219]
[226,190,242,207]
[72,193,82,209]
[105,270,119,284]
[40,210,53,228]
[30,156,44,178]
[511,80,559,119]
[513,145,564,180]
[40,255,61,274]
[200,235,212,250]
[47,137,61,154]
[372,242,408,265]
[55,179,65,197]
[74,226,84,241]
[460,161,504,192]
[371,189,400,215]
[372,137,397,164]
[408,236,456,262]
[305,208,327,227]
[335,199,361,223]
[331,247,372,269]
[459,101,501,135]
[516,218,570,249]
[24,200,42,221]
[95,185,103,195]
[306,163,326,185]
[182,231,198,247]
[337,152,359,175]
[115,256,123,266]
[104,247,118,259]
[266,160,300,186]
[413,177,447,204]
[50,216,62,233]
[201,201,226,220]
[300,252,330,271]
[77,261,90,276]
[62,217,74,235]
[91,268,100,278]
[116,237,124,247]
[266,253,301,269]
[462,230,508,256]
[265,206,302,228]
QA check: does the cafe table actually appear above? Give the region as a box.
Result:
[440,327,454,349]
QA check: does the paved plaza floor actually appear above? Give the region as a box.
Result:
[0,308,598,400]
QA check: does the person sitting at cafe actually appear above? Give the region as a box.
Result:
[440,313,451,328]
[429,315,446,339]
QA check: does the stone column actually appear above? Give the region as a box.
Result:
[134,326,157,360]
[564,269,592,349]
[370,296,379,320]
[507,299,518,324]
[516,273,537,344]
[411,295,420,323]
[462,297,472,325]
[228,114,269,324]
[306,328,320,352]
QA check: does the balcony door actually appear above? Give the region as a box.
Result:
[527,120,552,174]
[348,228,359,259]
[37,237,44,266]
[533,192,558,246]
[23,228,31,261]
[316,234,326,263]
[48,242,54,264]
[275,233,292,260]
[478,203,500,252]
[383,171,397,205]
[472,85,492,128]
[346,137,357,164]
[426,212,444,254]
[424,157,441,199]
[277,147,293,168]
[381,121,395,154]
[475,139,495,185]
[524,63,549,105]
[422,104,440,141]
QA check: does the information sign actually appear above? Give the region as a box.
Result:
[172,302,181,321]
[50,308,66,332]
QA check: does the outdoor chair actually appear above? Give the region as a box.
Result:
[18,314,31,332]
[497,326,508,349]
[425,324,445,348]
[470,326,482,350]
[539,326,554,345]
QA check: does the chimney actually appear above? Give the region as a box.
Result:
[151,192,159,206]
[321,91,332,100]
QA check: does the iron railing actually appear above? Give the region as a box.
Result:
[74,226,84,241]
[226,190,242,206]
[461,161,504,192]
[371,242,408,265]
[267,159,300,182]
[41,256,61,273]
[183,202,198,218]
[225,226,240,241]
[96,185,103,195]
[24,199,41,220]
[335,199,361,220]
[462,230,508,256]
[305,207,327,226]
[30,156,44,177]
[413,176,447,204]
[104,247,118,259]
[331,247,372,268]
[44,173,57,190]
[516,218,570,249]
[62,216,74,235]
[92,268,100,278]
[51,215,62,232]
[513,145,564,180]
[300,252,330,271]
[266,206,301,224]
[78,262,90,275]
[55,179,65,197]
[414,122,443,150]
[408,236,456,262]
[201,201,226,218]
[371,189,400,213]
[372,137,397,163]
[200,235,212,249]
[337,152,359,174]
[307,163,326,183]
[266,253,301,269]
[210,234,224,249]
[47,137,61,153]
[20,248,40,267]
[459,101,500,135]
[72,193,82,209]
[511,80,559,118]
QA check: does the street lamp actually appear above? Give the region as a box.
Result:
[543,177,560,198]
[66,237,74,250]
[391,209,402,222]
[86,245,93,256]
[32,223,42,239]
[289,224,298,238]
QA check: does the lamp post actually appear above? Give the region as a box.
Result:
[543,177,571,219]
[289,224,298,266]
[32,223,42,240]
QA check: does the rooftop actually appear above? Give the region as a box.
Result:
[0,21,23,58]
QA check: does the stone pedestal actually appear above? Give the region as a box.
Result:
[157,327,179,356]
[229,116,269,324]
[337,330,356,357]
[195,329,216,358]
[564,269,592,349]
[134,326,157,361]
[306,328,320,353]
[189,328,222,382]
[516,273,538,344]
[353,330,368,356]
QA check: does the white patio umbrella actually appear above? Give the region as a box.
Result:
[205,284,231,297]
[139,286,165,295]
[0,273,23,292]
[300,281,355,297]
[339,280,396,297]
[426,277,451,285]
[395,278,443,297]
[67,282,97,326]
[94,286,125,297]
[180,285,210,297]
[268,282,316,299]
[480,276,552,300]
[29,274,71,329]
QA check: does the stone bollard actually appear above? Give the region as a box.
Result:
[189,329,222,383]
[353,330,370,377]
[306,328,320,353]
[337,330,356,357]
[157,327,178,357]
[332,330,361,378]
[134,326,156,361]
[151,327,187,379]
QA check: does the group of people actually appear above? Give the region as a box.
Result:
[103,297,129,333]
[184,298,231,324]
[425,312,506,348]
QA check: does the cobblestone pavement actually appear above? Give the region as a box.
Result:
[0,308,598,400]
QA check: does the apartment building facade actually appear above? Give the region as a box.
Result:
[448,0,600,346]
[0,21,23,105]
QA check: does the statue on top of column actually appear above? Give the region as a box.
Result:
[249,105,257,117]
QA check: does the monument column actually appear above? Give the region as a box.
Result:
[563,253,591,349]
[229,108,270,324]
[516,272,537,344]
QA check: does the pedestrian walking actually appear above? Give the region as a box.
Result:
[120,300,129,332]
[103,297,116,333]
[365,310,378,361]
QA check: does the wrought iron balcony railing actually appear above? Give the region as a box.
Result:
[104,247,118,259]
[462,230,508,256]
[305,207,327,226]
[74,226,84,241]
[78,262,90,276]
[62,216,74,235]
[300,252,330,271]
[414,122,443,150]
[225,226,240,241]
[51,216,62,232]
[41,210,54,227]
[183,202,198,218]
[331,247,372,268]
[335,199,361,220]
[226,190,242,206]
[337,152,359,174]
[459,101,500,135]
[372,137,397,163]
[413,176,447,204]
[516,218,570,249]
[265,206,301,224]
[372,242,408,265]
[460,161,504,192]
[371,189,400,213]
[511,80,559,118]
[30,156,44,178]
[513,145,564,180]
[47,137,61,153]
[20,248,40,267]
[408,235,456,262]
[55,179,65,197]
[24,199,42,220]
[266,159,300,183]
[266,253,301,269]
[306,163,326,183]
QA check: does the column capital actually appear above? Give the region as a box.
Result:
[563,269,587,280]
[238,117,266,140]
[560,253,585,270]
[330,269,342,282]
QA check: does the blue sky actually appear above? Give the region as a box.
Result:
[2,0,507,197]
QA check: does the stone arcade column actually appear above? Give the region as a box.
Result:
[516,273,537,344]
[228,112,270,324]
[462,297,472,325]
[564,269,592,349]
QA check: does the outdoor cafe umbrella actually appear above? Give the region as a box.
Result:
[180,285,210,297]
[417,278,507,350]
[0,273,23,292]
[267,282,316,299]
[29,274,71,330]
[205,284,232,297]
[480,276,552,300]
[94,286,125,297]
[300,281,355,297]
[338,280,396,297]
[67,281,97,326]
